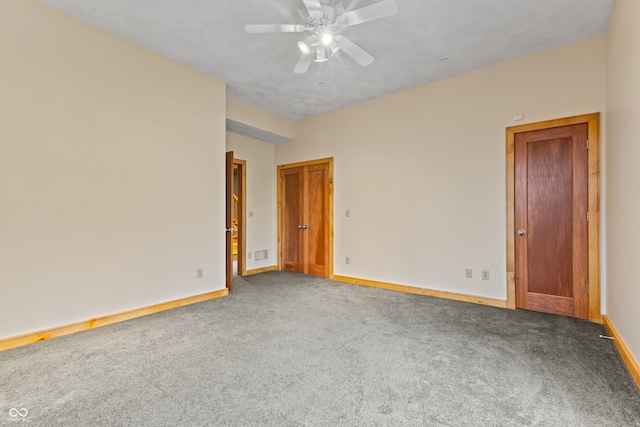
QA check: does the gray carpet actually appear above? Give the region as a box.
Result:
[1,271,639,426]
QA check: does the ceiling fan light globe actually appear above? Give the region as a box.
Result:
[329,41,341,56]
[315,47,328,62]
[298,35,315,55]
[320,31,333,46]
[298,41,311,55]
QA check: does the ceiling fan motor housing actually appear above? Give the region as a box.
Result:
[306,5,337,28]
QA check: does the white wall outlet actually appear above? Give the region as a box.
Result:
[346,256,350,265]
[482,270,490,281]
[248,252,252,259]
[196,268,204,279]
[465,269,473,279]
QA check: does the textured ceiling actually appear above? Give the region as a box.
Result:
[38,0,615,121]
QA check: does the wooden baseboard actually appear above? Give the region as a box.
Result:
[603,315,640,389]
[244,266,277,276]
[0,289,229,352]
[333,275,507,309]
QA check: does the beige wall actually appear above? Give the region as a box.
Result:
[276,35,606,301]
[226,134,277,271]
[0,0,619,347]
[605,0,640,362]
[0,0,227,339]
[227,98,295,141]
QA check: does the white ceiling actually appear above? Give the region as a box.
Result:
[38,0,615,121]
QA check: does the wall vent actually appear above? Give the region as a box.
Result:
[254,249,269,262]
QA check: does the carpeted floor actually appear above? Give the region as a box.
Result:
[1,271,639,426]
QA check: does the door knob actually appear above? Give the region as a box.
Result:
[517,229,526,236]
[298,225,308,230]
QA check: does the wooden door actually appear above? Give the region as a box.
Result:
[514,124,589,318]
[225,151,234,292]
[279,159,332,278]
[281,167,304,273]
[305,163,330,277]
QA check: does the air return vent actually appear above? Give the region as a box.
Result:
[254,249,269,262]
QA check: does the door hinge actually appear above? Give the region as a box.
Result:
[587,284,590,294]
[586,139,589,150]
[587,212,589,222]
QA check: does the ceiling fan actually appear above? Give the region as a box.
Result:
[245,0,398,73]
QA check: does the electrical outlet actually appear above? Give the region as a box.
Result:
[196,268,204,279]
[482,270,490,281]
[346,256,350,265]
[465,269,473,279]
[248,252,251,259]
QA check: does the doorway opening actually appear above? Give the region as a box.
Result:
[233,158,247,277]
[506,113,600,322]
[226,152,246,292]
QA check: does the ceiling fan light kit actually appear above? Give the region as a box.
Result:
[245,0,398,73]
[298,36,315,54]
[320,30,334,47]
[329,41,341,56]
[315,47,328,62]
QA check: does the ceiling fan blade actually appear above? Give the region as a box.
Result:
[302,0,323,17]
[294,52,314,73]
[244,24,305,33]
[335,35,374,67]
[336,0,398,28]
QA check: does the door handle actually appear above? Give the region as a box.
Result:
[517,229,526,236]
[298,225,309,230]
[226,227,238,232]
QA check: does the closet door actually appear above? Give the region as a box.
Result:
[304,163,329,277]
[281,167,304,273]
[279,160,332,278]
